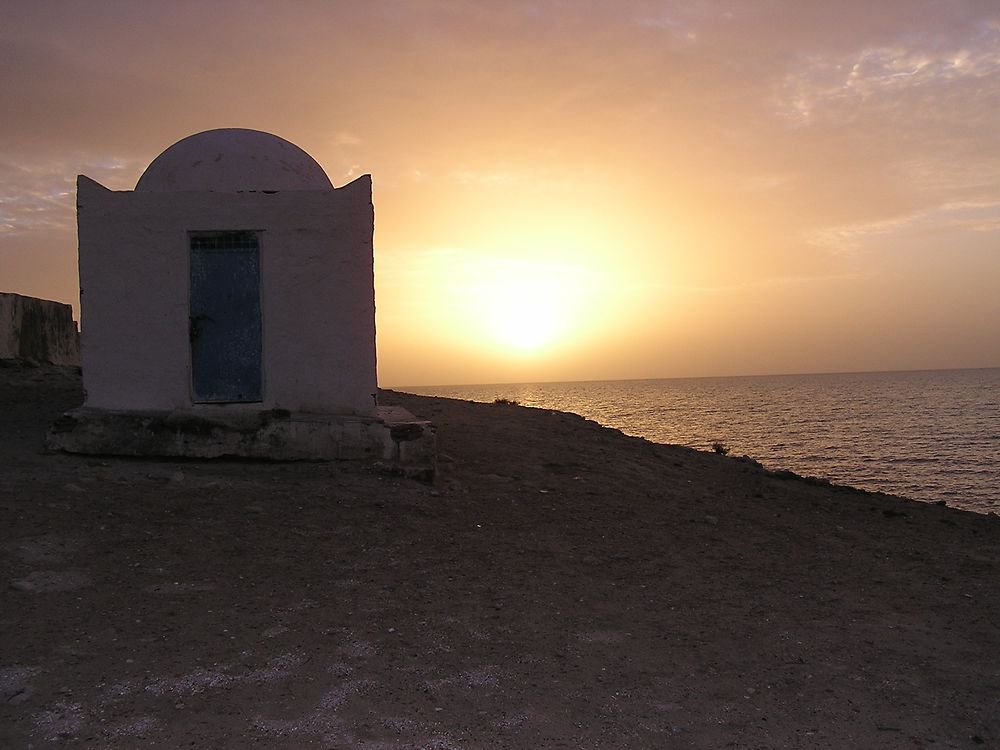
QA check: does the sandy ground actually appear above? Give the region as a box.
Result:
[1,362,998,749]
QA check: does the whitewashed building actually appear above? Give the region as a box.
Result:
[51,128,433,472]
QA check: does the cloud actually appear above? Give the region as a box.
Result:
[449,169,518,187]
[635,272,864,294]
[331,132,363,147]
[776,22,1000,124]
[0,157,140,236]
[811,200,1000,252]
[633,12,699,42]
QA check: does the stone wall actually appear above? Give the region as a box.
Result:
[0,292,80,366]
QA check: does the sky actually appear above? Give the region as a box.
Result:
[1,0,998,386]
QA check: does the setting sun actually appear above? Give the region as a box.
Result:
[478,263,589,354]
[376,241,609,377]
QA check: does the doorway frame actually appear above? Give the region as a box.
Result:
[188,230,265,404]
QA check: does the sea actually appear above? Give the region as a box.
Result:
[403,368,1000,515]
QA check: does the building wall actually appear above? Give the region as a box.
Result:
[0,292,80,366]
[77,175,376,415]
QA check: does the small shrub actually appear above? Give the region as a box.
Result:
[492,397,520,406]
[711,440,730,456]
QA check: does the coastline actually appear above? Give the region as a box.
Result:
[404,369,1000,513]
[2,364,998,748]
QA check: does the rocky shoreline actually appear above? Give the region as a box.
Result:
[2,362,998,748]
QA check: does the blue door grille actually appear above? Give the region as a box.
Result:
[189,231,262,403]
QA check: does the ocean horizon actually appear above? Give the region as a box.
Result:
[401,367,1000,515]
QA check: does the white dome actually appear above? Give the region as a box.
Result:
[135,128,333,192]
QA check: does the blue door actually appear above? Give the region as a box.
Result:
[189,232,262,402]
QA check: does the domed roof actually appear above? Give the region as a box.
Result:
[135,128,333,192]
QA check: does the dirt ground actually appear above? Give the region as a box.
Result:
[1,362,998,749]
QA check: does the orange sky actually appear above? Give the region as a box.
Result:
[2,1,998,386]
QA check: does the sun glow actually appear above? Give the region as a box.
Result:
[436,251,599,356]
[481,273,577,352]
